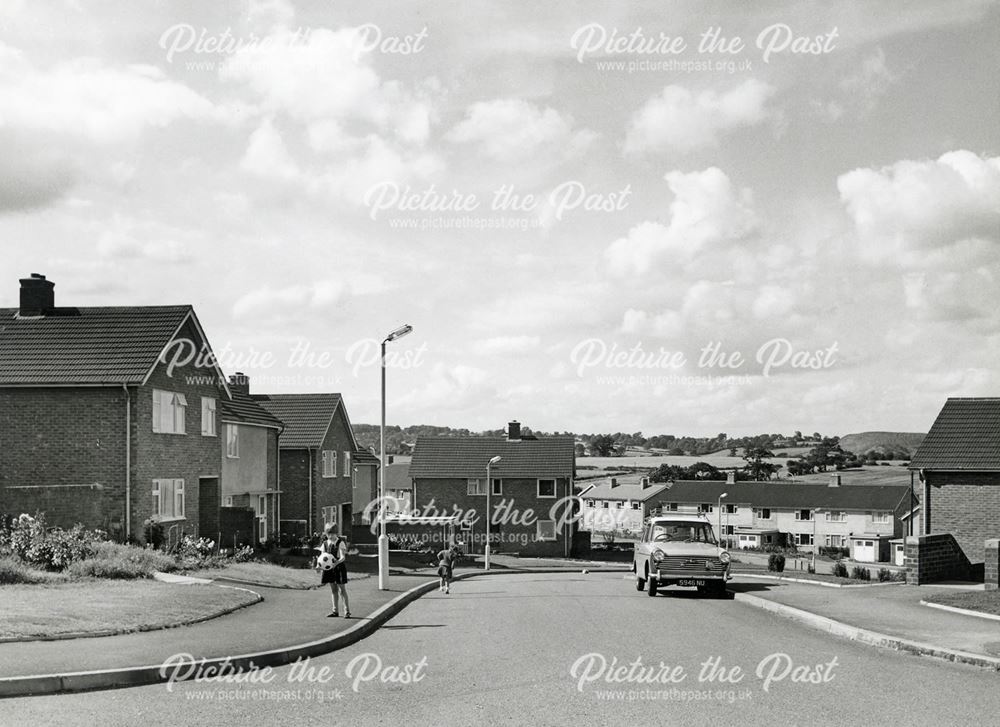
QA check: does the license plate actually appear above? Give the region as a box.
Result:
[678,579,706,587]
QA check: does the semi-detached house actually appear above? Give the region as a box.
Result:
[0,274,282,545]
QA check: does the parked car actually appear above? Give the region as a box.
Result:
[632,514,731,597]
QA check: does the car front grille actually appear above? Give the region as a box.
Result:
[654,556,727,573]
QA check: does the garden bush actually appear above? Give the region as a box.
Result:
[174,535,223,569]
[767,553,786,572]
[1,514,103,570]
[851,565,872,581]
[831,561,849,578]
[0,555,63,584]
[66,541,178,579]
[877,568,896,582]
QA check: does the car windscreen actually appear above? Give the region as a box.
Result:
[649,522,717,544]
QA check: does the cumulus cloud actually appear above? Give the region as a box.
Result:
[605,167,758,277]
[624,79,775,154]
[446,99,596,162]
[232,281,346,320]
[838,150,1000,255]
[472,335,541,356]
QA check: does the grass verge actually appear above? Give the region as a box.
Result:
[923,591,1000,617]
[0,580,260,640]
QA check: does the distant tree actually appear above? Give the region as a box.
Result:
[743,446,776,481]
[667,447,686,456]
[574,443,586,458]
[591,434,616,457]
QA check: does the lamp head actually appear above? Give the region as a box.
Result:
[489,456,502,465]
[385,324,413,342]
[720,492,728,499]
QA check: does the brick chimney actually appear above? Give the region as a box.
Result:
[19,273,54,316]
[609,478,618,488]
[507,420,521,441]
[229,372,250,396]
[726,470,737,485]
[640,476,651,489]
[829,473,841,487]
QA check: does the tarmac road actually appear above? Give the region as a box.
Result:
[3,572,997,726]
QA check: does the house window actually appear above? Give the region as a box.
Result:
[795,533,813,546]
[321,506,337,528]
[585,499,594,508]
[631,502,641,510]
[755,508,772,520]
[616,501,624,509]
[152,390,187,434]
[224,496,233,507]
[537,479,556,498]
[602,501,609,509]
[201,397,217,436]
[490,478,502,496]
[826,511,847,522]
[794,509,813,521]
[343,451,351,477]
[870,511,890,524]
[725,525,735,535]
[664,502,678,512]
[699,503,712,513]
[152,479,185,519]
[536,520,557,541]
[725,504,737,514]
[825,535,845,547]
[226,424,239,458]
[322,450,337,478]
[467,478,487,496]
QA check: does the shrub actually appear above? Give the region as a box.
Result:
[174,535,222,570]
[0,555,63,584]
[143,519,165,549]
[877,568,895,582]
[1,514,103,570]
[831,561,849,578]
[232,545,256,563]
[66,541,177,579]
[767,553,786,572]
[851,565,872,581]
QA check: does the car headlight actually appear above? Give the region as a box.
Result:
[652,548,665,562]
[718,550,732,564]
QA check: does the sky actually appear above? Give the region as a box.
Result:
[1,0,998,436]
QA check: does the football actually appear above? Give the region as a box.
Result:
[316,551,337,571]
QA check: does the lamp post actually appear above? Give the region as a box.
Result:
[717,492,728,549]
[812,509,823,572]
[379,324,413,591]
[485,456,502,570]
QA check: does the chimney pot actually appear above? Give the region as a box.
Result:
[228,372,250,395]
[18,273,55,316]
[726,470,737,485]
[610,478,617,488]
[829,473,841,487]
[640,476,650,489]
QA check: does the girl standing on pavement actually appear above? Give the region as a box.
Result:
[318,523,351,618]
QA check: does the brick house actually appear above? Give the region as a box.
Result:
[578,475,669,543]
[218,373,284,543]
[252,393,365,538]
[658,475,909,562]
[0,273,280,544]
[907,398,1000,583]
[407,422,576,557]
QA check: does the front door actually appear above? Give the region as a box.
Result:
[340,503,352,537]
[199,477,220,539]
[257,495,268,543]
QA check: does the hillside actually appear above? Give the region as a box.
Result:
[839,432,925,458]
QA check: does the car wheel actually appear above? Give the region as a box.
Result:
[647,575,658,597]
[636,572,645,591]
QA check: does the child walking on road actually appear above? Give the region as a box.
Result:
[437,544,458,594]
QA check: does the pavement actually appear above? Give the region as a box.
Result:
[1,557,999,697]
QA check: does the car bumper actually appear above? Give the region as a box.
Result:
[653,569,731,583]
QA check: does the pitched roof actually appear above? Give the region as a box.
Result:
[661,480,909,511]
[581,480,669,502]
[353,449,380,465]
[219,389,284,430]
[409,436,575,479]
[252,393,344,448]
[0,306,192,385]
[909,398,1000,471]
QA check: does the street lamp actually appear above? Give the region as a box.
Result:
[812,509,823,572]
[717,492,728,549]
[485,455,502,571]
[379,324,413,591]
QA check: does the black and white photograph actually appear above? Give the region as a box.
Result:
[1,1,999,724]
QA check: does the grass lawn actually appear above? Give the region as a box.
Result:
[733,562,879,586]
[0,581,260,640]
[192,561,327,589]
[923,591,1000,617]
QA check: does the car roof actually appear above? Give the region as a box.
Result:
[648,514,711,523]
